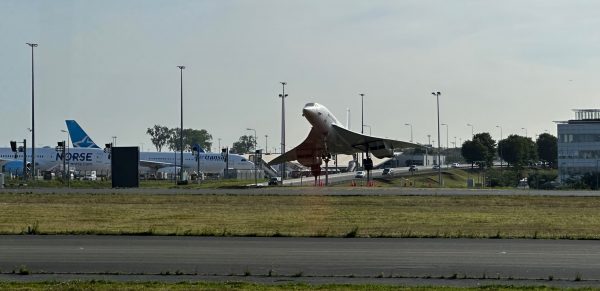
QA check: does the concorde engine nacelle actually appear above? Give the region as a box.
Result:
[369,141,395,159]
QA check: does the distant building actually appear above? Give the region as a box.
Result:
[556,109,600,182]
[383,152,446,169]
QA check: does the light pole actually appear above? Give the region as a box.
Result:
[521,127,528,138]
[496,125,503,169]
[362,124,372,135]
[265,134,268,154]
[247,128,257,186]
[454,136,457,148]
[177,65,185,183]
[431,91,442,187]
[404,123,413,143]
[26,42,37,179]
[467,123,474,137]
[61,129,70,187]
[346,108,351,129]
[426,134,431,166]
[441,123,449,149]
[360,93,365,170]
[218,138,221,151]
[279,82,288,183]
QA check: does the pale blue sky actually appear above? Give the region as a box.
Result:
[2,1,600,151]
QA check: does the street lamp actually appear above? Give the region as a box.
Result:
[441,123,449,149]
[362,124,372,135]
[360,93,365,170]
[467,123,474,137]
[431,91,442,187]
[177,65,185,183]
[218,138,221,151]
[26,42,38,179]
[496,125,503,169]
[279,82,288,183]
[404,123,413,143]
[265,134,268,154]
[521,127,528,138]
[61,129,70,187]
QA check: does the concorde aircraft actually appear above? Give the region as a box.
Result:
[268,102,419,178]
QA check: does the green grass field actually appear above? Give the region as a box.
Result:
[1,193,600,239]
[0,281,591,291]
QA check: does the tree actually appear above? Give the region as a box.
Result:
[167,128,213,152]
[183,128,212,152]
[472,132,496,167]
[146,125,172,152]
[461,140,487,168]
[498,135,537,168]
[231,135,256,154]
[536,133,557,168]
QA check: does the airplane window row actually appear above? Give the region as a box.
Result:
[2,155,48,159]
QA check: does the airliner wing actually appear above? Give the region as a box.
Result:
[268,128,325,166]
[139,159,176,170]
[331,124,419,158]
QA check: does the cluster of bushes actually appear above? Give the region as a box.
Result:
[480,168,558,189]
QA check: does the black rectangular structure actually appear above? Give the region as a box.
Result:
[111,147,139,188]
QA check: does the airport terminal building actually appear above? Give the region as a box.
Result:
[557,109,600,182]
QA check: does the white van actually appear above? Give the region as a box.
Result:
[82,171,97,181]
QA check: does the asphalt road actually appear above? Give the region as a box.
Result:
[1,236,600,286]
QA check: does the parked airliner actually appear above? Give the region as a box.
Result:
[0,147,108,174]
[65,120,254,174]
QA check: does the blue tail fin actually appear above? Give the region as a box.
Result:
[192,144,205,153]
[65,120,100,148]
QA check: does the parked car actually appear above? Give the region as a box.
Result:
[355,171,365,178]
[382,168,393,176]
[268,177,281,186]
[451,163,460,168]
[408,165,418,172]
[432,165,440,170]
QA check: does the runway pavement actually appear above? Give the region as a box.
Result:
[1,236,600,286]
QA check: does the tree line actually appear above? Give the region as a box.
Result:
[146,125,257,154]
[146,125,212,152]
[461,132,557,169]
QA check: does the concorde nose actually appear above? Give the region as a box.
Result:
[302,103,316,117]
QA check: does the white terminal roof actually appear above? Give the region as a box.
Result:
[573,109,600,120]
[555,109,600,123]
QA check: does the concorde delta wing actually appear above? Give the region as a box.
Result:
[268,127,326,167]
[331,124,419,159]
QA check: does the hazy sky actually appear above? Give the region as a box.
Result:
[2,1,599,152]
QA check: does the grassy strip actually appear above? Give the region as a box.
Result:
[2,193,600,239]
[3,178,266,189]
[0,281,586,290]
